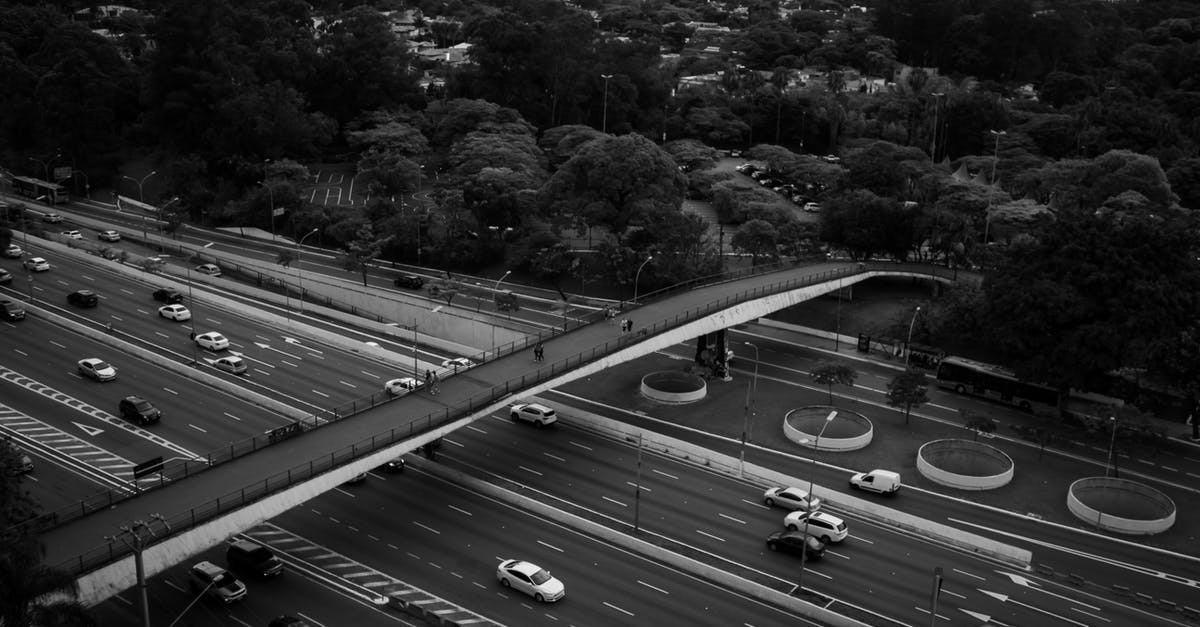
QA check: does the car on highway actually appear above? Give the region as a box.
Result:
[2,244,21,258]
[385,377,419,395]
[0,297,25,321]
[509,403,558,428]
[393,274,425,289]
[496,559,564,603]
[766,530,827,559]
[97,229,121,242]
[158,304,191,321]
[226,540,283,579]
[783,511,848,543]
[849,469,901,495]
[344,472,367,485]
[189,561,247,604]
[195,331,230,351]
[441,357,473,371]
[42,213,63,223]
[763,487,821,512]
[118,396,161,425]
[381,457,405,473]
[152,287,183,304]
[61,230,82,240]
[0,269,10,285]
[67,289,99,308]
[195,263,222,276]
[213,355,247,375]
[77,358,117,382]
[23,257,50,272]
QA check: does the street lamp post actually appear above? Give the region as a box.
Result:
[185,265,198,365]
[905,306,922,367]
[1106,416,1119,478]
[107,515,169,627]
[493,269,511,292]
[798,410,838,589]
[930,93,945,160]
[260,181,277,240]
[740,342,760,477]
[601,74,613,133]
[632,255,653,304]
[412,305,444,376]
[123,170,157,202]
[982,130,1006,244]
[294,228,319,320]
[28,149,60,181]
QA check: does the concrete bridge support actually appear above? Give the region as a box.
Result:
[694,329,732,381]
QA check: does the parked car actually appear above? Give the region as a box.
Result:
[0,297,25,321]
[61,230,82,240]
[214,355,247,375]
[441,357,473,371]
[385,377,420,395]
[381,457,406,473]
[158,304,191,321]
[118,396,161,425]
[152,287,183,304]
[495,559,565,603]
[189,561,247,604]
[195,263,222,276]
[783,511,848,543]
[97,229,121,242]
[23,257,50,272]
[344,472,367,485]
[509,403,558,428]
[2,244,22,258]
[803,202,821,213]
[766,530,827,559]
[194,331,230,351]
[763,487,821,512]
[0,269,11,285]
[67,290,99,308]
[393,274,425,289]
[226,540,283,578]
[42,213,63,223]
[849,469,902,494]
[77,358,117,382]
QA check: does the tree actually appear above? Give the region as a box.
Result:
[730,219,779,266]
[810,363,858,405]
[886,368,929,425]
[0,536,93,627]
[339,222,390,287]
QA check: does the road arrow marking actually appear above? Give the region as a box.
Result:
[253,342,302,361]
[282,337,323,354]
[73,422,103,437]
[979,589,1090,626]
[996,571,1100,609]
[961,608,1009,626]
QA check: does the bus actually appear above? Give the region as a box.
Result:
[12,176,69,205]
[935,356,1060,413]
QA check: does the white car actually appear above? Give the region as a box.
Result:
[61,230,82,239]
[803,202,820,213]
[496,559,565,603]
[97,230,121,242]
[194,331,230,351]
[42,213,63,223]
[23,257,50,272]
[763,487,821,512]
[158,304,191,321]
[783,511,848,543]
[195,263,222,276]
[77,358,117,382]
[3,244,22,258]
[213,355,247,375]
[441,357,474,371]
[385,377,420,395]
[510,403,557,427]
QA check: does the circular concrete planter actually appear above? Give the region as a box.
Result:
[640,371,707,404]
[783,406,872,451]
[1067,477,1176,535]
[917,439,1014,490]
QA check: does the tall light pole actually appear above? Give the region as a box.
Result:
[493,269,511,292]
[930,92,945,160]
[632,255,653,304]
[259,180,277,240]
[798,410,837,588]
[294,228,319,319]
[601,74,613,133]
[185,265,198,365]
[413,305,444,375]
[123,170,157,202]
[905,306,922,367]
[107,514,169,627]
[982,130,1005,244]
[1106,415,1119,478]
[740,342,760,477]
[28,149,60,181]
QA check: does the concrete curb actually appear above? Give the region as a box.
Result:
[531,398,1033,570]
[413,457,871,627]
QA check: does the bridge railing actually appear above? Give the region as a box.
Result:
[38,260,958,576]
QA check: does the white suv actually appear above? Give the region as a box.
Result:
[510,403,557,427]
[783,511,848,543]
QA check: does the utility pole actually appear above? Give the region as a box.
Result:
[107,515,170,627]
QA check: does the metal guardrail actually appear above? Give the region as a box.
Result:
[20,258,961,576]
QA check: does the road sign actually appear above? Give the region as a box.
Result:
[132,456,164,479]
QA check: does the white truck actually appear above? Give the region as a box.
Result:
[849,469,901,494]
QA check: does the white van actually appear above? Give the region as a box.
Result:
[849,469,901,494]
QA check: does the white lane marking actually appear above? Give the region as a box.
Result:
[312,390,329,398]
[447,505,472,516]
[51,341,66,349]
[638,580,669,595]
[953,568,986,581]
[518,465,542,476]
[412,521,440,534]
[718,513,746,524]
[468,425,487,434]
[360,371,380,379]
[253,368,271,376]
[696,530,725,542]
[602,496,626,507]
[544,453,566,462]
[223,412,242,422]
[604,602,634,617]
[625,481,651,492]
[280,360,300,368]
[569,441,593,451]
[536,540,563,553]
[652,469,678,480]
[162,388,179,396]
[189,424,207,433]
[155,331,170,339]
[339,380,356,388]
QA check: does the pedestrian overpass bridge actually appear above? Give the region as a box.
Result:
[34,260,960,604]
